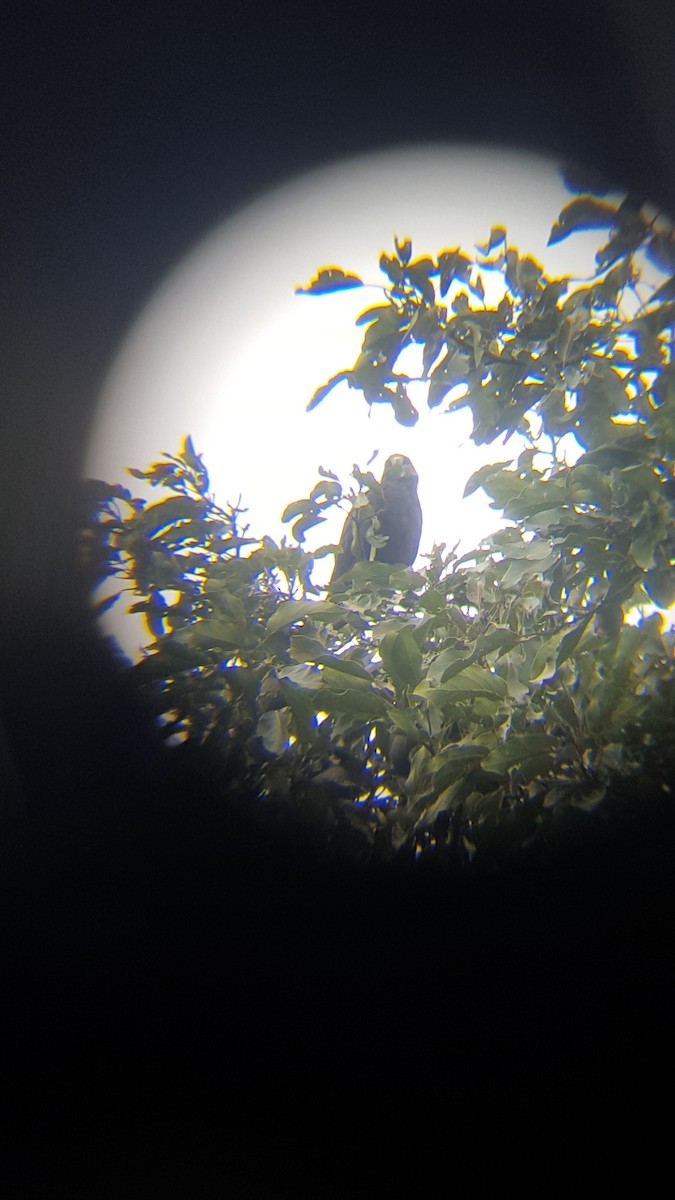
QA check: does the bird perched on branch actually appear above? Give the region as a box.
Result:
[330,454,422,582]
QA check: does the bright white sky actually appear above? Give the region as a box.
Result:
[85,143,621,657]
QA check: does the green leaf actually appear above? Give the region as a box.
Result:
[529,631,566,682]
[579,445,645,471]
[502,482,569,520]
[475,627,521,657]
[136,496,204,537]
[355,304,395,327]
[379,629,423,689]
[291,513,327,543]
[406,258,437,303]
[171,618,245,649]
[501,551,559,590]
[266,599,345,634]
[277,663,324,690]
[504,538,559,563]
[319,665,373,691]
[483,733,554,773]
[205,588,246,622]
[428,743,491,791]
[280,681,318,742]
[289,634,328,661]
[556,615,593,669]
[281,499,309,522]
[379,252,403,284]
[131,645,201,684]
[418,664,507,701]
[257,710,290,755]
[503,650,530,702]
[316,653,373,681]
[427,349,472,409]
[361,308,405,349]
[437,248,472,296]
[344,559,397,589]
[644,568,675,609]
[389,567,426,591]
[315,688,387,717]
[475,465,528,508]
[463,461,513,499]
[630,528,658,571]
[427,647,476,686]
[388,708,422,739]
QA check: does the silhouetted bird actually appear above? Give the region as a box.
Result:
[331,454,422,582]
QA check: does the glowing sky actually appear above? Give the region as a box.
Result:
[85,143,611,657]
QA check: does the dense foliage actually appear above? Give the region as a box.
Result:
[85,171,675,865]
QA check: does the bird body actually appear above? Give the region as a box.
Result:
[330,454,422,582]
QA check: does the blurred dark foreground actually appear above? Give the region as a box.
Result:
[2,620,674,1191]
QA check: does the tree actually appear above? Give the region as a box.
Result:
[84,169,675,866]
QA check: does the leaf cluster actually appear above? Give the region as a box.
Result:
[86,451,675,865]
[299,188,675,447]
[84,179,675,866]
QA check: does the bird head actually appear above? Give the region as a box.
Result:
[382,454,419,485]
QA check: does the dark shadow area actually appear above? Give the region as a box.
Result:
[2,2,675,1188]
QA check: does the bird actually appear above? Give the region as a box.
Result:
[330,454,422,582]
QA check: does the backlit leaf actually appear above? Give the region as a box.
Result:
[306,371,350,412]
[548,197,618,245]
[295,267,363,295]
[257,710,290,755]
